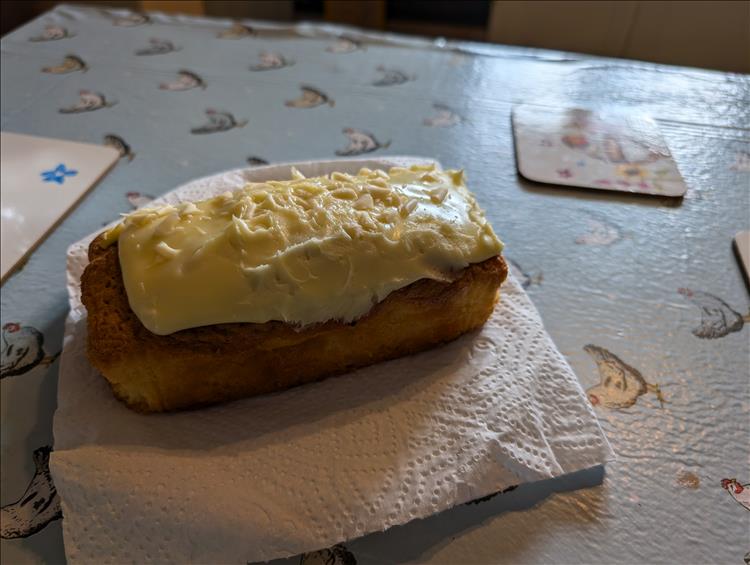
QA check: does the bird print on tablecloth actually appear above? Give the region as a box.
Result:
[1,323,60,379]
[246,156,269,166]
[250,51,294,71]
[507,259,543,289]
[335,128,390,156]
[42,55,87,74]
[372,65,414,87]
[0,447,62,539]
[218,22,254,39]
[135,38,180,56]
[191,109,247,134]
[126,192,154,209]
[326,36,364,53]
[423,103,462,127]
[300,544,356,565]
[721,479,750,511]
[730,151,750,172]
[285,85,334,108]
[108,11,150,26]
[159,70,206,91]
[103,134,135,162]
[29,25,74,42]
[584,344,664,409]
[59,90,116,113]
[678,288,749,339]
[575,215,622,246]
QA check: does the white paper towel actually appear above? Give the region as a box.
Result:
[51,157,613,564]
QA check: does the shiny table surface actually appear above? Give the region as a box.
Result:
[1,5,749,564]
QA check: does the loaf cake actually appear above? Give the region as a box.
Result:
[82,164,507,412]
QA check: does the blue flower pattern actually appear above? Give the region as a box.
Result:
[41,164,78,184]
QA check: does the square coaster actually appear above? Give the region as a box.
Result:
[512,106,687,197]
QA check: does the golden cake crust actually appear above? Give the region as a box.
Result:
[81,234,507,412]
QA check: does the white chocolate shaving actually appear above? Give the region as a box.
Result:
[115,165,503,334]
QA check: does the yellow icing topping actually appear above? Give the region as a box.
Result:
[110,164,503,335]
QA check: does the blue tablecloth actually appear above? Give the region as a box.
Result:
[1,4,749,563]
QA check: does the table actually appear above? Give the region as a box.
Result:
[1,4,748,564]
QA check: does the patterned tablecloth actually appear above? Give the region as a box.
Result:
[1,4,749,564]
